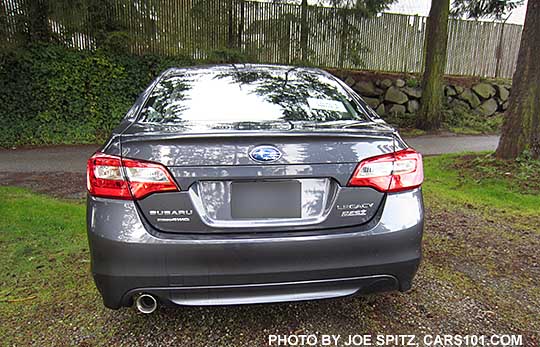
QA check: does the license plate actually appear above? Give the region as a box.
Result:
[231,181,301,219]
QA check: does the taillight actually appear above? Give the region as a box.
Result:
[87,153,179,200]
[348,149,423,192]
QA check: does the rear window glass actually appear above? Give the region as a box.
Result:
[137,67,370,124]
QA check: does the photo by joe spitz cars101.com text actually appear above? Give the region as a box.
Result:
[86,64,424,314]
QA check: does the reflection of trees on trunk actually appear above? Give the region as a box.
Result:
[215,69,273,85]
[252,73,343,121]
[214,67,359,122]
[211,67,366,164]
[138,74,192,123]
[138,66,365,124]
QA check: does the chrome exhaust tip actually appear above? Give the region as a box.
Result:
[135,294,157,314]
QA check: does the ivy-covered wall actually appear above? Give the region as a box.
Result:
[0,44,194,147]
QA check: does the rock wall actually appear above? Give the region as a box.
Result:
[331,70,511,118]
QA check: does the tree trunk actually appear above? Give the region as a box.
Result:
[26,0,49,43]
[227,0,234,48]
[416,0,450,130]
[238,0,244,49]
[0,3,7,47]
[496,0,540,160]
[88,0,115,48]
[300,0,309,63]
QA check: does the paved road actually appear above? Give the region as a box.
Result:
[406,134,500,155]
[0,135,499,174]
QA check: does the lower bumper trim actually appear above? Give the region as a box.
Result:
[123,275,398,306]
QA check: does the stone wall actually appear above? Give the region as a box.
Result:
[330,70,511,118]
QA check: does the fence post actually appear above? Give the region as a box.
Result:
[494,18,510,78]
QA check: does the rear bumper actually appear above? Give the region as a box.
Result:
[87,189,424,309]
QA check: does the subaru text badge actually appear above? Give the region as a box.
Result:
[249,145,282,162]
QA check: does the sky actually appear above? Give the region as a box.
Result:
[386,0,527,24]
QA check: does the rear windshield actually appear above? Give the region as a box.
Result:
[137,67,371,124]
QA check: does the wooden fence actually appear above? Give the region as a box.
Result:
[0,0,523,78]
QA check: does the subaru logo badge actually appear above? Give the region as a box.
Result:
[249,145,282,162]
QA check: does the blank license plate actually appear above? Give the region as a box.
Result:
[231,181,301,219]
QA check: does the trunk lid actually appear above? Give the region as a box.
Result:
[120,120,397,167]
[120,121,403,234]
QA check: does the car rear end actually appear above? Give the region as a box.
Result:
[86,65,424,310]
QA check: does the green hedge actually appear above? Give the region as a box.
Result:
[0,44,194,147]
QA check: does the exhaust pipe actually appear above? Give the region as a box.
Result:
[135,294,157,314]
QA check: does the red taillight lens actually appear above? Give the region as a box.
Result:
[87,153,179,200]
[348,149,423,192]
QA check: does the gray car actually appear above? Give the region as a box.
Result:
[86,64,424,313]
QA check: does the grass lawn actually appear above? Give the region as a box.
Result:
[424,152,540,214]
[1,154,539,346]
